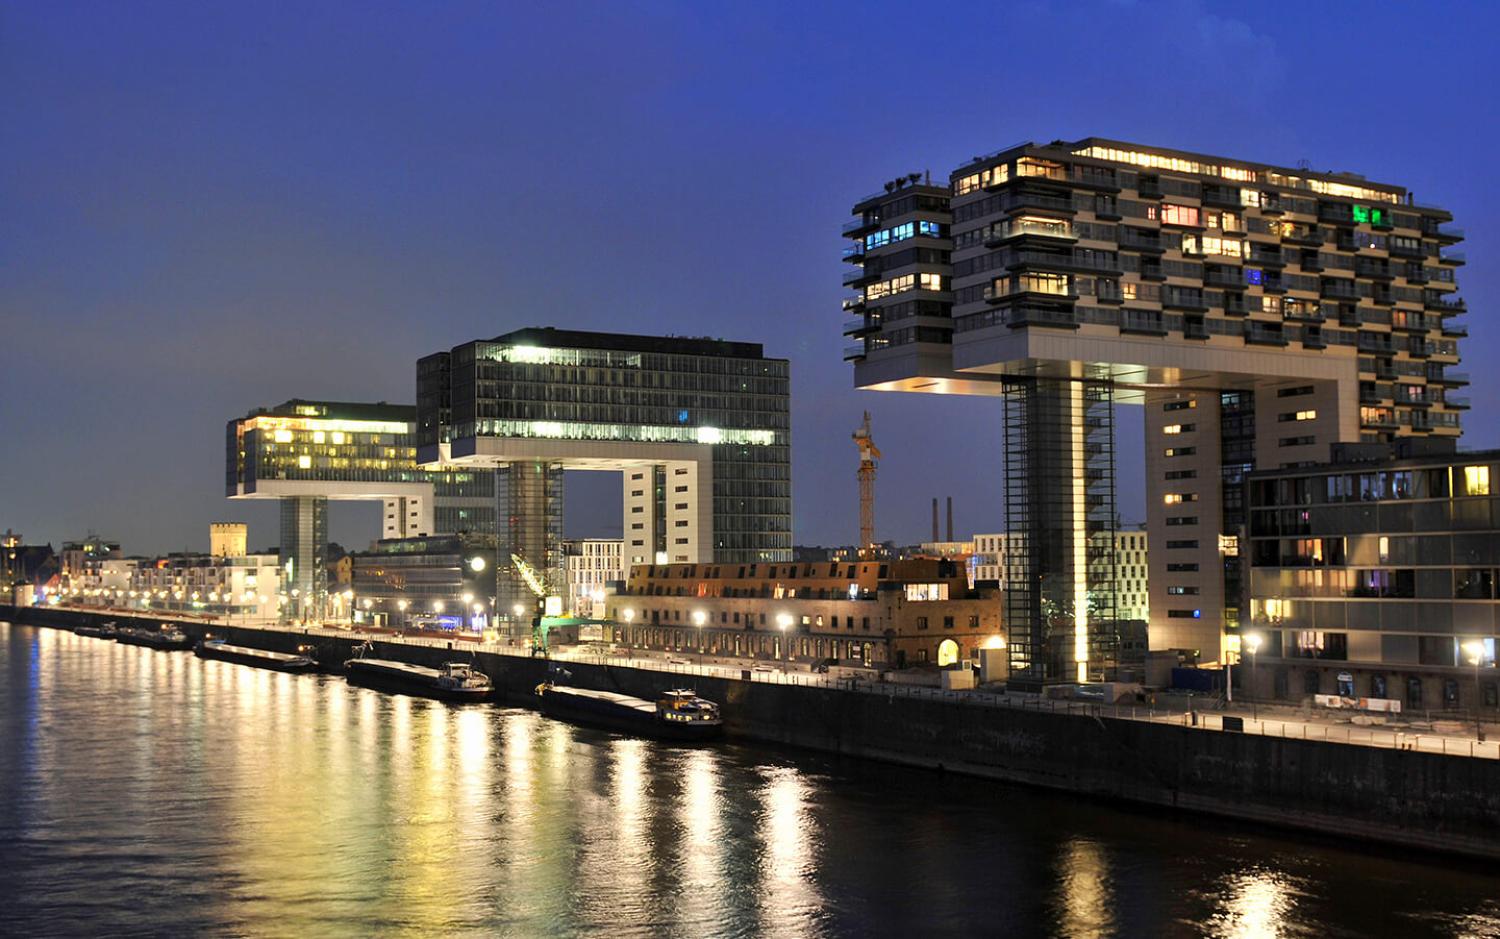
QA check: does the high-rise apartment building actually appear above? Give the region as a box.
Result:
[417,327,792,613]
[845,139,1465,686]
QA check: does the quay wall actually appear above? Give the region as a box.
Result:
[9,605,1500,860]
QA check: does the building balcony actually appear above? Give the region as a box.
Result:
[1442,318,1468,338]
[842,243,866,263]
[841,295,866,313]
[1281,227,1323,247]
[1120,310,1167,335]
[843,316,877,336]
[1426,295,1466,313]
[842,215,879,237]
[1244,324,1289,346]
[983,283,1077,304]
[843,343,867,361]
[1320,280,1360,300]
[1446,395,1472,410]
[1005,190,1076,215]
[1436,224,1465,243]
[1389,242,1427,259]
[983,218,1077,246]
[1439,248,1466,265]
[1434,371,1470,386]
[1201,185,1241,208]
[842,266,876,287]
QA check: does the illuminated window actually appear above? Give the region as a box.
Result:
[1464,465,1491,496]
[297,455,312,470]
[1200,235,1243,258]
[1121,282,1137,300]
[273,429,293,443]
[1163,493,1198,504]
[1161,204,1200,227]
[1018,272,1070,295]
[1245,268,1263,286]
[1162,424,1194,435]
[313,431,325,444]
[936,639,960,667]
[331,432,345,444]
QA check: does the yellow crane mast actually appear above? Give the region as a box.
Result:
[852,411,881,550]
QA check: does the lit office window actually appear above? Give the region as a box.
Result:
[1465,465,1491,496]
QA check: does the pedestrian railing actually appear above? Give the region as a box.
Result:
[43,607,1500,760]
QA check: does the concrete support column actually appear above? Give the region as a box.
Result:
[279,495,326,623]
[499,462,565,626]
[1003,377,1118,689]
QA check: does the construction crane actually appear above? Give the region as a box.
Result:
[511,553,551,655]
[853,411,881,550]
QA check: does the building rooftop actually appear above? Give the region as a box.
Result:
[237,399,415,423]
[484,327,772,361]
[952,136,1432,207]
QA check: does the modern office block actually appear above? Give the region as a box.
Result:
[1247,439,1499,710]
[226,399,497,619]
[844,139,1466,686]
[417,327,792,613]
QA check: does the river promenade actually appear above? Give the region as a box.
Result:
[10,603,1500,861]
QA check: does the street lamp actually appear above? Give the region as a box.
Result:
[777,612,793,661]
[397,598,409,631]
[1243,632,1263,721]
[1463,639,1488,741]
[692,610,706,669]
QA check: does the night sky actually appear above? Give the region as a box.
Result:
[3,1,1497,556]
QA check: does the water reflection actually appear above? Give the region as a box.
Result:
[3,622,1500,938]
[1054,837,1115,939]
[756,764,823,934]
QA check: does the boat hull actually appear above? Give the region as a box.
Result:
[343,660,493,702]
[74,626,117,639]
[537,688,723,742]
[195,642,317,673]
[116,631,194,651]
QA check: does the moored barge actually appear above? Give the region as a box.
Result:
[196,639,318,673]
[535,684,723,741]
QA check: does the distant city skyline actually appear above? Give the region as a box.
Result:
[3,1,1496,555]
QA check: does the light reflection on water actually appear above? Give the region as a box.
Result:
[2,622,1499,938]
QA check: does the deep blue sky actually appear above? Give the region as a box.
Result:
[3,1,1498,554]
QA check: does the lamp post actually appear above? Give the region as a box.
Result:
[1243,632,1263,721]
[462,592,474,632]
[777,612,793,662]
[1463,639,1487,741]
[396,598,409,632]
[692,610,706,672]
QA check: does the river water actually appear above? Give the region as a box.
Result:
[2,621,1497,938]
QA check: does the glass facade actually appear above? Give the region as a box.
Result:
[1247,441,1500,706]
[418,329,793,564]
[227,399,500,620]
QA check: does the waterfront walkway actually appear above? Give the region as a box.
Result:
[40,607,1500,761]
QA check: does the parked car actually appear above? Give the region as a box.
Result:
[811,658,838,674]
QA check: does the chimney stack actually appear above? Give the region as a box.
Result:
[931,498,939,542]
[946,497,954,542]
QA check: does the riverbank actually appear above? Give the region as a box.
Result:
[9,604,1500,861]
